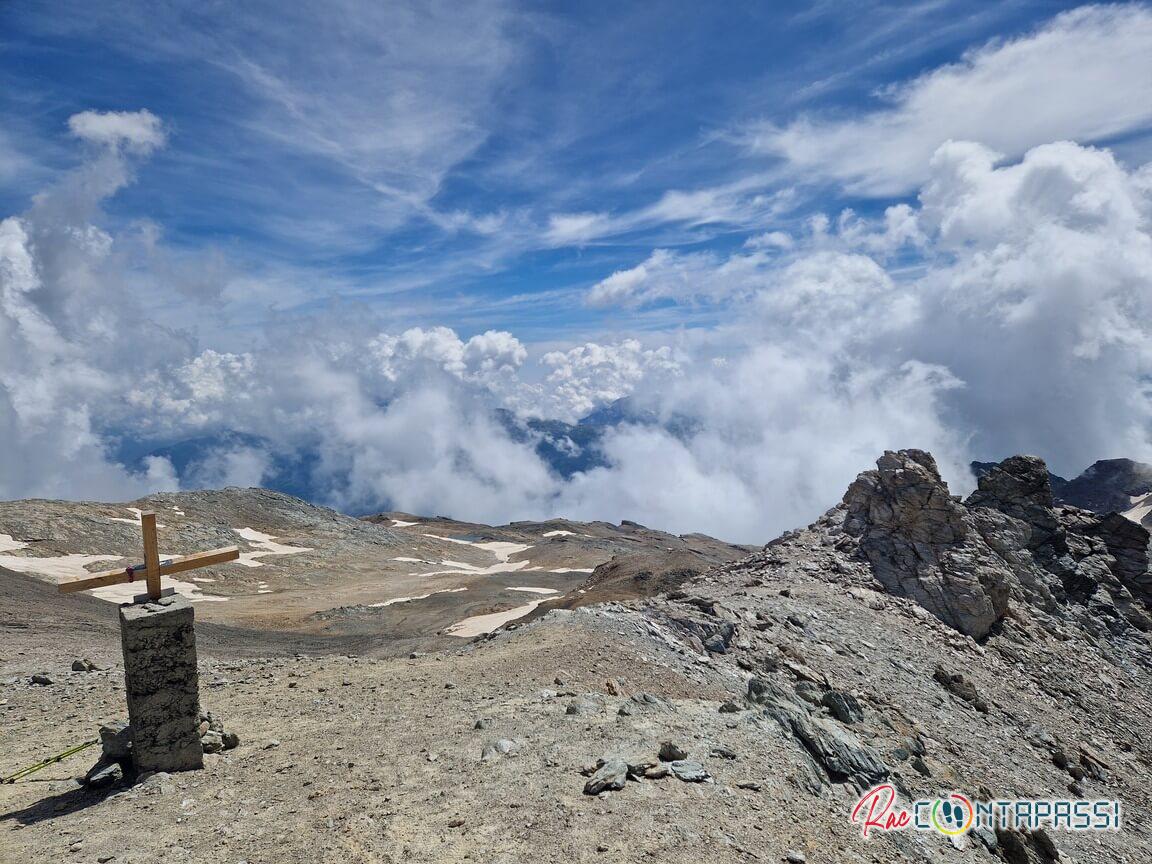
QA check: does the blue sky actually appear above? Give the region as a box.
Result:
[3,2,1152,539]
[2,0,1118,341]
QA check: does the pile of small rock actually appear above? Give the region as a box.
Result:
[80,710,240,789]
[581,740,712,795]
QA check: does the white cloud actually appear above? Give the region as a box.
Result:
[743,4,1152,194]
[586,248,771,308]
[4,100,1152,545]
[537,339,681,421]
[68,109,166,153]
[368,327,526,384]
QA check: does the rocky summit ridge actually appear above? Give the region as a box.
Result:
[843,450,1152,640]
[3,449,1152,864]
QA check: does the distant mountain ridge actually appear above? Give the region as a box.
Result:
[972,457,1152,521]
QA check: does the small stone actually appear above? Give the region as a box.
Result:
[201,731,224,754]
[447,818,465,828]
[785,852,806,864]
[718,701,742,714]
[736,781,761,791]
[659,741,687,762]
[710,745,737,760]
[473,718,491,730]
[222,731,240,750]
[82,758,123,789]
[583,759,628,795]
[494,739,517,755]
[98,856,116,863]
[99,721,133,761]
[30,674,52,686]
[71,658,98,672]
[444,682,457,690]
[261,739,280,750]
[669,760,710,783]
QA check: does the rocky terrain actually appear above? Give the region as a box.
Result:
[0,492,752,652]
[974,456,1152,528]
[3,450,1152,863]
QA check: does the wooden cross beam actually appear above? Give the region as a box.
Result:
[58,511,239,601]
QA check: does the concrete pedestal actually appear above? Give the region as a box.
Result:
[119,594,204,773]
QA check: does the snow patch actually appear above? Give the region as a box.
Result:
[233,527,313,567]
[445,599,549,637]
[1123,493,1152,525]
[107,507,164,527]
[371,587,469,607]
[0,533,28,554]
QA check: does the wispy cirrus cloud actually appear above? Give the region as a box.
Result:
[739,4,1152,194]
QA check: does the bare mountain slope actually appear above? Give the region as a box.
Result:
[3,451,1152,863]
[0,490,751,649]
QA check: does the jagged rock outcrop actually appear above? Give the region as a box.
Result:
[966,455,1059,545]
[842,449,1011,639]
[841,449,1152,639]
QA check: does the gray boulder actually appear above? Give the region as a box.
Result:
[842,449,1011,639]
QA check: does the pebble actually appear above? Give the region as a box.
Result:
[669,760,710,782]
[583,760,628,795]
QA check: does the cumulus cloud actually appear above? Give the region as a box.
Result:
[4,103,1152,543]
[68,109,166,153]
[743,4,1152,194]
[538,340,681,421]
[368,327,526,385]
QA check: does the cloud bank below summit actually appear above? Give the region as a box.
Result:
[3,111,1151,543]
[4,5,1152,543]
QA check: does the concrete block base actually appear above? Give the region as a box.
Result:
[119,594,204,773]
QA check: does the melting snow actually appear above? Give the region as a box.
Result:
[371,587,469,607]
[542,530,577,537]
[0,547,228,604]
[1124,493,1152,525]
[233,528,313,567]
[107,508,164,527]
[403,534,536,577]
[507,586,560,595]
[445,598,550,637]
[391,519,418,528]
[0,533,28,554]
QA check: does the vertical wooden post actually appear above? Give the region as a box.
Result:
[141,511,162,601]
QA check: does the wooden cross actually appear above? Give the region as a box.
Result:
[57,511,239,602]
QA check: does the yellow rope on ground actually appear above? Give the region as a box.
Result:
[1,738,99,784]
